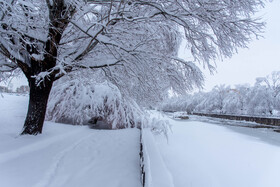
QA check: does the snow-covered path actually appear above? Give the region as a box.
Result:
[151,118,280,187]
[0,125,142,187]
[0,94,141,187]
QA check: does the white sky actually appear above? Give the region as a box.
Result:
[179,0,280,91]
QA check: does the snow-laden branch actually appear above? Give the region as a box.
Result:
[0,0,266,107]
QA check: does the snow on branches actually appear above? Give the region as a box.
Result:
[0,0,266,134]
[47,75,141,128]
[0,0,265,91]
[46,72,169,134]
[160,71,280,117]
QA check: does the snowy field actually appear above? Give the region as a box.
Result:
[0,94,141,187]
[1,94,280,187]
[147,116,280,187]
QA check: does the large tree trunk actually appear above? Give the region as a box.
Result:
[19,1,73,135]
[21,78,54,135]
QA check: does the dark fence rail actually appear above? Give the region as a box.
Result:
[192,113,280,126]
[139,128,145,187]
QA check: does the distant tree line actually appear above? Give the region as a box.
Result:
[161,71,280,117]
[0,85,11,93]
[0,85,29,94]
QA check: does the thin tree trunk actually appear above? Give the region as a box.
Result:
[21,78,53,135]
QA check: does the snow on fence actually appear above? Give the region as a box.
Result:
[192,113,280,126]
[139,128,175,187]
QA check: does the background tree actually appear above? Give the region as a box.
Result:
[0,0,265,135]
[161,72,280,117]
[256,71,280,97]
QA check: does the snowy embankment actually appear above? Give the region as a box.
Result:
[0,94,141,187]
[146,115,280,187]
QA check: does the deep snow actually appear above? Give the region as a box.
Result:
[148,116,280,187]
[0,94,141,187]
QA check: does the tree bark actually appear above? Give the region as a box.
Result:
[7,1,73,135]
[21,78,54,135]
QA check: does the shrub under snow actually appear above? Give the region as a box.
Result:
[46,76,169,134]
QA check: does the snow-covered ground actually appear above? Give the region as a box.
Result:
[147,116,280,187]
[2,94,280,187]
[0,94,141,187]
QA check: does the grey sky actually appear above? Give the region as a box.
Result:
[193,0,280,91]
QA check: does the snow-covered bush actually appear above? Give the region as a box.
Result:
[47,77,138,128]
[47,74,169,134]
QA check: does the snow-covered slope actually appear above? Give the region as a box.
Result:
[0,94,141,187]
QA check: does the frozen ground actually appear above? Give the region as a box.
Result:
[0,94,141,187]
[147,115,280,187]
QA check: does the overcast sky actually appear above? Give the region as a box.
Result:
[180,0,280,91]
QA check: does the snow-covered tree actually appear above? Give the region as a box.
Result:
[210,85,229,113]
[246,85,273,115]
[256,71,280,97]
[161,72,280,117]
[233,84,251,114]
[0,0,265,135]
[223,88,243,115]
